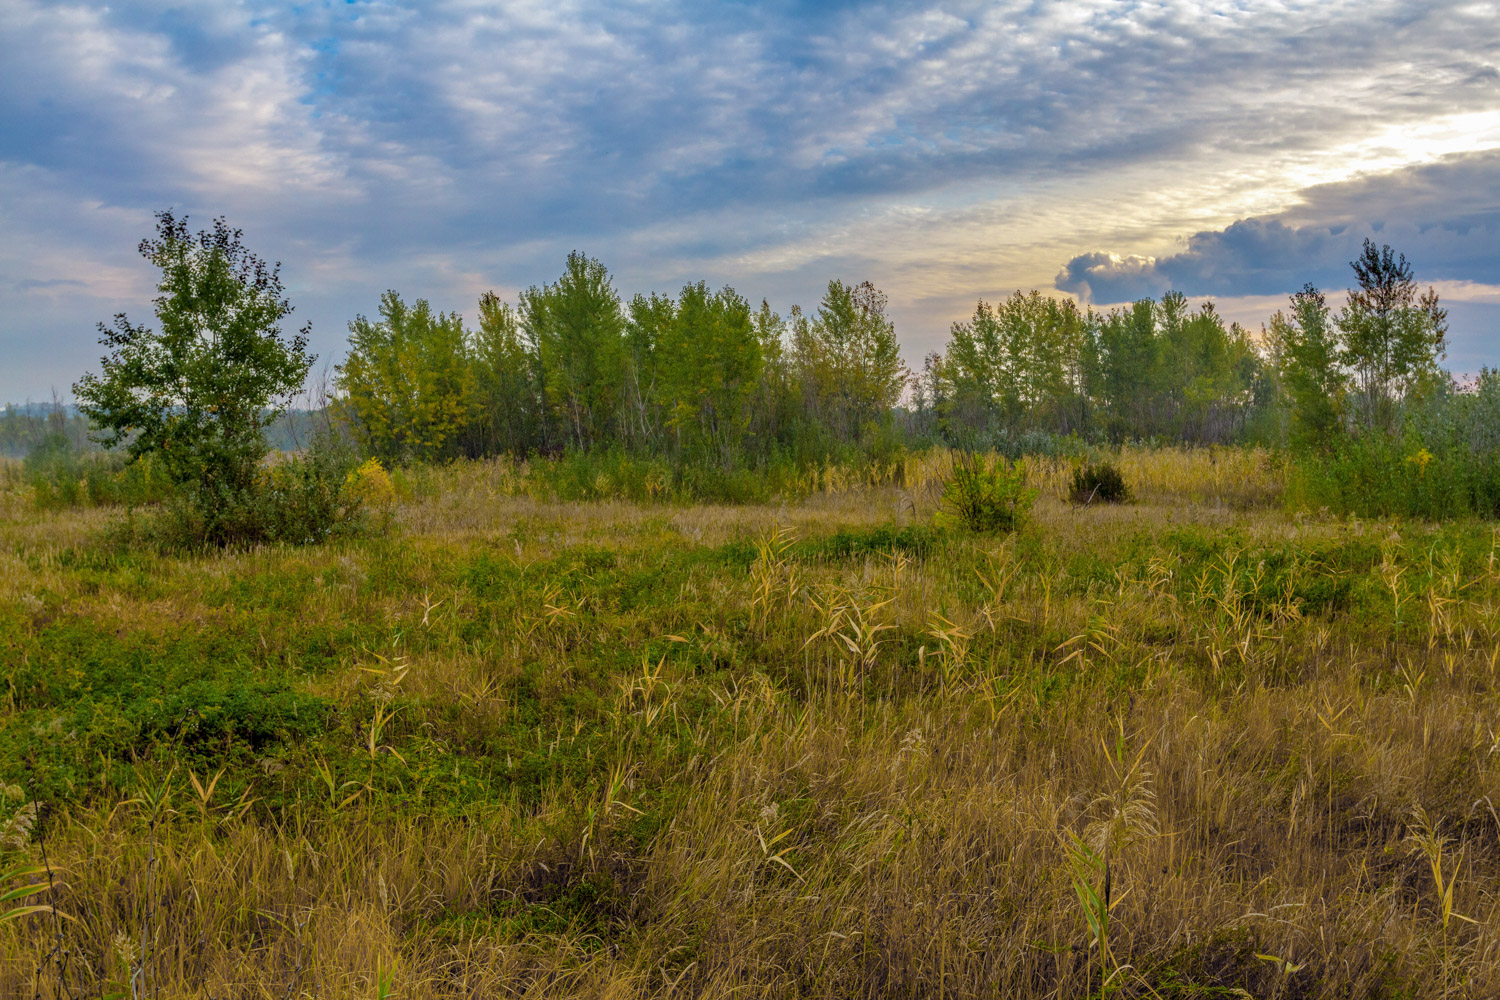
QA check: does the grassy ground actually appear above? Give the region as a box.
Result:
[2,449,1499,998]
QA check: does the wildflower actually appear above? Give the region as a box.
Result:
[1405,447,1434,478]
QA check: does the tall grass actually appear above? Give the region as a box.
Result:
[2,450,1499,996]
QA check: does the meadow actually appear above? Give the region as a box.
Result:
[3,447,1500,998]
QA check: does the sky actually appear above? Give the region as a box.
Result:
[2,0,1498,403]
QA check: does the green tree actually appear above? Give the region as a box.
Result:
[1337,239,1447,433]
[467,291,543,456]
[1268,284,1345,450]
[793,280,907,443]
[1082,294,1258,443]
[624,291,675,451]
[655,282,763,466]
[520,252,627,450]
[74,211,313,522]
[943,291,1086,435]
[335,292,471,463]
[1090,299,1162,439]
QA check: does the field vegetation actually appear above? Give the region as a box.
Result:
[5,446,1500,997]
[3,216,1500,997]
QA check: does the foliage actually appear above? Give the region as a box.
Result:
[922,291,1266,449]
[942,290,1087,435]
[938,452,1038,532]
[466,292,545,457]
[1266,284,1345,451]
[73,211,314,542]
[336,292,472,463]
[791,280,908,444]
[142,436,368,548]
[1070,461,1130,504]
[1338,239,1448,434]
[24,433,173,509]
[344,457,396,511]
[520,251,628,451]
[654,282,763,467]
[1290,371,1500,519]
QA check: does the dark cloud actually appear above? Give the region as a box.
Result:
[1056,150,1500,303]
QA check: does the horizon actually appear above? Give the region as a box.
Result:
[3,0,1498,402]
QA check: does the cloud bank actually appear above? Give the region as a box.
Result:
[2,0,1498,399]
[1056,151,1500,303]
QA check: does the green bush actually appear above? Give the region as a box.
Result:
[1290,431,1500,520]
[938,453,1038,533]
[150,436,370,548]
[1069,461,1131,504]
[1286,373,1500,521]
[25,433,173,509]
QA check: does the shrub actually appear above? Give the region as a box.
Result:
[1289,430,1500,521]
[1069,461,1131,505]
[1287,373,1500,520]
[24,434,173,509]
[938,452,1037,533]
[150,437,369,548]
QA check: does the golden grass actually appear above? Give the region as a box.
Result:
[3,450,1500,997]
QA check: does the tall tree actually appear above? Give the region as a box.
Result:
[624,291,675,451]
[468,291,543,456]
[1268,284,1345,450]
[74,211,313,518]
[520,252,627,450]
[1337,240,1447,433]
[655,282,763,466]
[793,280,907,443]
[336,292,471,463]
[943,291,1086,434]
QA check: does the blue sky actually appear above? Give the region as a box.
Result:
[2,0,1498,401]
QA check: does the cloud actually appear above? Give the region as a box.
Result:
[4,0,1500,399]
[1056,150,1500,303]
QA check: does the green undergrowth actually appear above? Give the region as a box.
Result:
[8,514,1494,822]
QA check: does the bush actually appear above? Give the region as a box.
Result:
[25,433,173,509]
[938,453,1037,533]
[1069,461,1131,505]
[1290,430,1500,521]
[150,437,371,548]
[1286,373,1500,521]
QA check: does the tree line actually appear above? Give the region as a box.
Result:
[334,252,906,466]
[333,237,1451,466]
[56,212,1483,544]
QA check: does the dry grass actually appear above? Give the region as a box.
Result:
[2,449,1499,998]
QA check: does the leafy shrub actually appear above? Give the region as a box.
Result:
[346,457,397,508]
[1070,461,1131,504]
[938,453,1037,533]
[150,436,371,547]
[1282,370,1500,520]
[25,433,173,509]
[1290,429,1500,520]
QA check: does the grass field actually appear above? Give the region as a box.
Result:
[3,448,1500,998]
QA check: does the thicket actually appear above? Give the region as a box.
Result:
[1270,241,1498,519]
